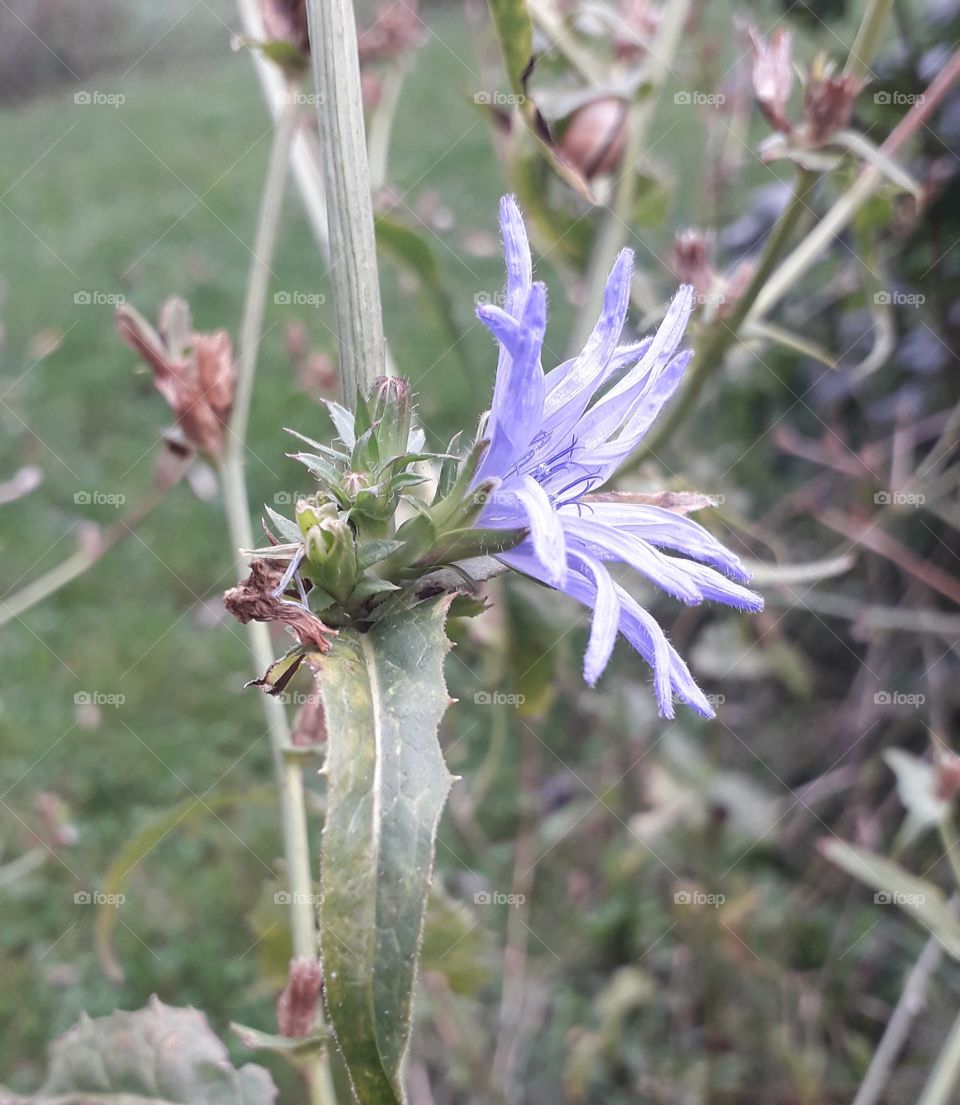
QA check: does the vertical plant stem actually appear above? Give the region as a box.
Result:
[624,166,818,467]
[918,1006,960,1105]
[306,0,386,398]
[220,85,338,1105]
[567,0,691,355]
[845,0,893,78]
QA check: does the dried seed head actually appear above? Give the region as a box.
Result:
[276,956,324,1037]
[117,300,236,458]
[749,27,794,133]
[559,97,629,179]
[803,59,863,144]
[224,559,335,652]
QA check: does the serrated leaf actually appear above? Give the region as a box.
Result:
[359,540,406,570]
[289,452,340,485]
[19,998,276,1105]
[316,597,455,1105]
[322,399,358,447]
[264,506,304,545]
[284,426,351,463]
[820,839,960,959]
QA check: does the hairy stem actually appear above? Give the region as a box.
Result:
[219,88,338,1105]
[306,0,386,397]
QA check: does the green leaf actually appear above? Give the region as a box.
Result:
[820,839,960,959]
[321,399,358,448]
[358,540,406,570]
[19,997,277,1105]
[316,597,456,1105]
[486,0,532,98]
[264,506,304,545]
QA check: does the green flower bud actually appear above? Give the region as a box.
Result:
[295,498,337,538]
[303,516,359,602]
[368,375,412,463]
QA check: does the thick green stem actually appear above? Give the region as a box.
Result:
[567,0,691,354]
[220,90,338,1105]
[306,0,386,398]
[624,166,818,468]
[845,0,893,78]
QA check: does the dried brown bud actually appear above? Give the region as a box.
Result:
[259,0,309,55]
[559,97,629,179]
[224,559,335,652]
[276,956,324,1037]
[749,27,793,133]
[358,0,424,64]
[117,300,236,458]
[672,230,715,298]
[803,61,863,144]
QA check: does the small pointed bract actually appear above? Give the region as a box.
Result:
[471,196,763,718]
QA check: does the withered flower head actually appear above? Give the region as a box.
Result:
[276,956,324,1038]
[558,97,629,180]
[116,298,236,458]
[357,0,424,65]
[259,0,310,55]
[803,58,863,144]
[224,558,335,653]
[749,27,794,133]
[672,229,714,298]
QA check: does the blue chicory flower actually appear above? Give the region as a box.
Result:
[472,196,763,719]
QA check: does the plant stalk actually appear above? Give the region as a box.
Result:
[306,0,386,398]
[219,87,338,1105]
[918,1004,960,1105]
[845,0,893,78]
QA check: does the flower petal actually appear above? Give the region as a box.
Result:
[568,549,620,684]
[500,194,532,316]
[513,474,567,587]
